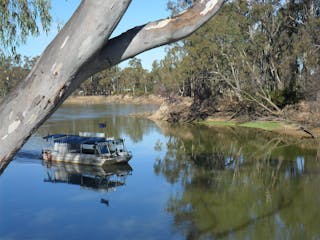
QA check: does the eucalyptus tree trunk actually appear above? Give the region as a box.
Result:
[0,0,225,173]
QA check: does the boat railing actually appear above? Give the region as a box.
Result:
[79,132,105,138]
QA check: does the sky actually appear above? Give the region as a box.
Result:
[17,0,172,70]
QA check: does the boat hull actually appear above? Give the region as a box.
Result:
[42,150,132,166]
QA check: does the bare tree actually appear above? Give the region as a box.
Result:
[0,0,225,172]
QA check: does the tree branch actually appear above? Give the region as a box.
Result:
[75,0,226,86]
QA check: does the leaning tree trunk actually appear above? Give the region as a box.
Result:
[0,0,225,173]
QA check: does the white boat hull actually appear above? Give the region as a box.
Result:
[42,150,132,166]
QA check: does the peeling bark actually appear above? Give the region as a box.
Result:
[0,0,225,174]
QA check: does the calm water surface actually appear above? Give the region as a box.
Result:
[0,104,320,239]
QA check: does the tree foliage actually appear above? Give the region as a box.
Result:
[0,55,37,97]
[79,57,149,96]
[152,0,320,117]
[0,0,51,58]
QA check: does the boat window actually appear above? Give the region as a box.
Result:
[107,139,125,153]
[81,144,95,154]
[115,141,125,152]
[100,144,109,154]
[69,143,80,153]
[108,143,116,153]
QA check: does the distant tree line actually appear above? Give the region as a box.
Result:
[2,0,319,117]
[78,58,149,96]
[0,55,37,97]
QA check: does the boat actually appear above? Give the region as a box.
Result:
[42,132,132,166]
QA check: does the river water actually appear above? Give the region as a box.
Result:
[0,104,319,239]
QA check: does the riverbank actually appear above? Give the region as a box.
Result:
[149,96,320,139]
[64,94,319,139]
[199,117,320,139]
[64,94,165,105]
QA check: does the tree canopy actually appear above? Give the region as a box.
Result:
[0,0,51,59]
[147,0,320,117]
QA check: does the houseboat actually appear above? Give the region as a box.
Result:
[42,132,132,166]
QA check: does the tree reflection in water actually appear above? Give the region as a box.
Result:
[154,123,320,239]
[38,114,159,144]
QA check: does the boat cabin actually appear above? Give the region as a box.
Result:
[44,134,127,157]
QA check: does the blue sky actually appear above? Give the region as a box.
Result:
[17,1,171,70]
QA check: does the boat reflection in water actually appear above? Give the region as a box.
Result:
[44,162,132,206]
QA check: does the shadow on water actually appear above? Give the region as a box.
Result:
[153,122,320,239]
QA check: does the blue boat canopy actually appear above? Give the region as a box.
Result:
[44,134,106,145]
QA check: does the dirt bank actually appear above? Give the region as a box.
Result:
[150,97,320,139]
[149,97,193,121]
[64,94,165,105]
[202,117,320,139]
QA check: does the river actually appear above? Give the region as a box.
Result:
[0,103,319,239]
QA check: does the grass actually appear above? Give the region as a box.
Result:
[239,121,282,131]
[200,120,282,131]
[202,121,237,127]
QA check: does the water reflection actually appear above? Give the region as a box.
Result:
[44,162,132,193]
[39,115,160,144]
[154,122,320,239]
